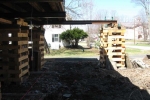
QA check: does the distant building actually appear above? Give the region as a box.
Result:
[44,25,70,49]
[121,22,149,40]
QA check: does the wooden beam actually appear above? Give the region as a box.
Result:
[0,6,10,12]
[48,2,58,11]
[0,0,63,2]
[60,2,65,11]
[32,20,117,25]
[0,24,29,29]
[29,2,45,12]
[0,18,12,24]
[2,3,27,12]
[0,12,66,18]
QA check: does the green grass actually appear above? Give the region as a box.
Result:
[126,39,149,42]
[44,47,99,58]
[125,48,150,55]
[44,47,150,58]
[44,40,150,58]
[128,43,150,46]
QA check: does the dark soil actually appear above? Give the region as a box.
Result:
[2,58,150,100]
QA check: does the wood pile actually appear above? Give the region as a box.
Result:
[99,24,126,69]
[28,27,45,71]
[0,82,1,100]
[0,24,29,83]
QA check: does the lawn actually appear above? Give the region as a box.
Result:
[44,47,150,58]
[128,43,150,46]
[44,47,100,58]
[44,40,150,58]
[125,47,150,55]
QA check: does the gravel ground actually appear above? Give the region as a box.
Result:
[2,58,150,100]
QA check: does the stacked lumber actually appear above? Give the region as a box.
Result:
[99,25,126,69]
[0,82,1,100]
[17,18,28,26]
[28,27,45,71]
[0,25,29,83]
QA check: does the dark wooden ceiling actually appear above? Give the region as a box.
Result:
[0,0,66,25]
[0,0,117,25]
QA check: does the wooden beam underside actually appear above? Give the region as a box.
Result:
[0,0,63,2]
[0,18,12,24]
[29,2,45,12]
[2,3,27,12]
[34,20,117,25]
[0,12,66,18]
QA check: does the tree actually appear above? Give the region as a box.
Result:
[138,10,148,41]
[131,0,150,41]
[60,27,88,47]
[131,0,149,15]
[65,0,95,20]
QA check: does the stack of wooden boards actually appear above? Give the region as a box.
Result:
[100,25,126,69]
[0,24,30,83]
[0,18,45,83]
[28,27,45,71]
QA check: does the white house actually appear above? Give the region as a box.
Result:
[124,27,149,40]
[44,25,70,49]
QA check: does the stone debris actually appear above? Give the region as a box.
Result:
[131,58,150,68]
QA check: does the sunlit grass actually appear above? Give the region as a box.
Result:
[125,39,149,42]
[125,48,150,55]
[44,47,99,58]
[129,43,150,46]
[44,41,150,58]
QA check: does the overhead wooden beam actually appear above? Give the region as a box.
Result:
[0,18,12,24]
[2,3,27,12]
[31,20,117,25]
[0,12,66,18]
[56,2,63,11]
[0,24,29,29]
[48,20,117,25]
[0,0,63,2]
[29,2,45,12]
[0,6,10,12]
[48,2,58,11]
[60,2,65,11]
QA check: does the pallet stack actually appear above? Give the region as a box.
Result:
[0,21,30,83]
[0,82,1,99]
[28,27,45,71]
[99,25,126,69]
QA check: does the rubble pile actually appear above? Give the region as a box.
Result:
[143,55,150,66]
[2,59,150,100]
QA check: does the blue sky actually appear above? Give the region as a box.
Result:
[65,0,144,20]
[93,0,142,18]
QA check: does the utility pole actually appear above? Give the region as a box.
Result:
[134,19,135,45]
[146,0,150,42]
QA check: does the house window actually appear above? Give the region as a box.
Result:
[52,25,61,28]
[52,34,59,42]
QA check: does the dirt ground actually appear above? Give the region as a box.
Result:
[2,58,150,100]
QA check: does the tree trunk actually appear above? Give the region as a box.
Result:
[143,27,148,41]
[75,39,79,48]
